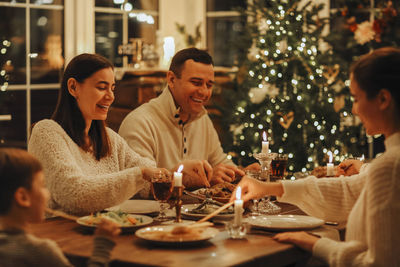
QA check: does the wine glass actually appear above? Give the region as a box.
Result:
[245,170,261,216]
[151,170,173,221]
[253,152,281,215]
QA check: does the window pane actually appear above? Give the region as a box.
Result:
[207,17,245,66]
[207,0,246,11]
[128,15,158,44]
[0,0,25,2]
[30,0,64,5]
[0,7,26,85]
[30,8,64,84]
[0,90,26,148]
[95,0,158,10]
[95,12,123,66]
[31,89,58,123]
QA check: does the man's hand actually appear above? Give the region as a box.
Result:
[243,162,261,172]
[176,160,213,189]
[273,231,319,252]
[211,164,245,185]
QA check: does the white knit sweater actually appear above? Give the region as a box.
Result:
[28,119,155,215]
[279,132,400,266]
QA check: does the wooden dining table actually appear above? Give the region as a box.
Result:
[30,202,339,267]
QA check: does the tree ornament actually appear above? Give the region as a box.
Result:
[332,80,345,93]
[258,19,269,35]
[277,111,294,129]
[247,41,260,61]
[248,81,279,104]
[322,64,340,85]
[230,124,245,136]
[278,39,288,53]
[333,95,345,112]
[354,21,375,45]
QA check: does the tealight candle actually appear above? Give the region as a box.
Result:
[327,151,334,176]
[174,164,183,187]
[234,186,243,226]
[262,131,269,154]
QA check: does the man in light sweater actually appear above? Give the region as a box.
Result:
[119,48,253,187]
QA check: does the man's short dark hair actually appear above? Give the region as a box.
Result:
[169,48,214,78]
[0,148,43,215]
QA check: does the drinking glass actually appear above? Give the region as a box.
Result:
[245,170,261,216]
[253,152,281,215]
[270,153,288,181]
[151,171,173,221]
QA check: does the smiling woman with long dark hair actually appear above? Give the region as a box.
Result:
[28,53,167,216]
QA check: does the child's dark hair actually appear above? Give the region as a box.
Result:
[0,148,43,215]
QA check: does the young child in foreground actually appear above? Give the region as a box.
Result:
[0,147,121,266]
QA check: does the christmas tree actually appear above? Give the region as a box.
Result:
[322,0,400,158]
[221,0,368,174]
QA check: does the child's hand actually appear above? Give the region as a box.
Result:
[94,218,121,238]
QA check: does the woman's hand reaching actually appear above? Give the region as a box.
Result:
[273,231,320,252]
[229,176,284,203]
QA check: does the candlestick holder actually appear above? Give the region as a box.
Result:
[253,152,281,215]
[174,186,183,223]
[225,221,249,239]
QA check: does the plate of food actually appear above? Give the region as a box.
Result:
[181,204,234,220]
[105,200,160,215]
[135,224,219,245]
[244,215,324,231]
[190,182,236,203]
[77,211,153,230]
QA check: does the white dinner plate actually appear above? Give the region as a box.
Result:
[136,225,219,245]
[181,204,234,220]
[244,215,324,231]
[77,214,153,230]
[105,200,160,215]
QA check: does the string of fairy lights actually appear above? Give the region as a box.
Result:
[227,0,362,175]
[0,39,11,92]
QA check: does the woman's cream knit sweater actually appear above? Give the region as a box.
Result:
[28,119,156,215]
[279,132,400,266]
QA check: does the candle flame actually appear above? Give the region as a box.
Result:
[263,131,267,142]
[328,151,333,163]
[236,186,242,200]
[177,164,184,173]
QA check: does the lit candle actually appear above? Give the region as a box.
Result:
[359,154,365,162]
[262,131,269,154]
[174,164,183,187]
[327,151,334,176]
[234,186,243,226]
